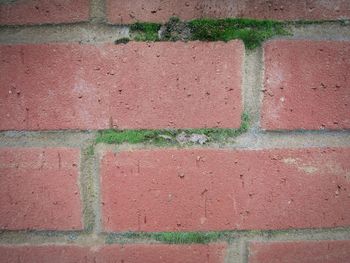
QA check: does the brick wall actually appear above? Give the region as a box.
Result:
[0,1,350,262]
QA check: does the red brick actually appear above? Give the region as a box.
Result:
[106,0,238,24]
[0,0,90,25]
[101,148,350,232]
[238,0,350,21]
[0,42,243,130]
[0,147,82,230]
[262,40,350,130]
[0,244,227,263]
[106,0,350,23]
[248,240,350,263]
[95,244,227,263]
[0,245,90,263]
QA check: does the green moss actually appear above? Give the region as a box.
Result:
[106,231,225,244]
[188,18,288,49]
[95,113,250,145]
[130,22,161,41]
[127,18,288,49]
[96,129,177,145]
[150,232,223,244]
[114,37,130,44]
[183,112,250,141]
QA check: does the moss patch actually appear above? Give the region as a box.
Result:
[130,22,162,41]
[96,113,249,145]
[128,17,288,49]
[106,231,226,244]
[188,18,288,49]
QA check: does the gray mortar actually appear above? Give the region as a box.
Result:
[1,21,350,45]
[287,22,350,41]
[0,23,129,44]
[91,130,350,152]
[242,47,264,130]
[0,131,95,148]
[80,144,99,233]
[0,4,350,259]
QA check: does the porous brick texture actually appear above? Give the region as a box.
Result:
[0,244,227,263]
[106,0,350,24]
[0,41,243,130]
[0,147,83,230]
[101,148,350,232]
[1,1,350,262]
[262,40,350,130]
[248,240,350,263]
[0,0,90,25]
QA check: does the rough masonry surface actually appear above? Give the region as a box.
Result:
[0,41,243,130]
[0,244,227,263]
[101,148,350,232]
[262,40,350,130]
[248,240,350,263]
[106,0,350,24]
[0,147,82,230]
[0,0,90,25]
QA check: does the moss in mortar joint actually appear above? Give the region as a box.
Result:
[105,227,350,244]
[129,22,162,41]
[106,231,229,244]
[95,113,250,145]
[122,17,289,49]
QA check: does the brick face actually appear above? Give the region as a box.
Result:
[1,1,350,259]
[0,244,227,263]
[0,0,90,25]
[239,0,350,21]
[262,40,350,131]
[0,147,83,230]
[248,240,350,263]
[100,148,350,232]
[106,0,238,24]
[0,246,89,263]
[95,244,227,263]
[106,0,350,23]
[0,41,243,130]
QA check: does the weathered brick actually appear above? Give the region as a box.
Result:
[0,244,227,263]
[106,0,350,23]
[106,0,238,24]
[239,0,350,21]
[0,245,90,263]
[0,147,82,230]
[101,148,350,232]
[0,42,243,130]
[262,40,350,130]
[0,0,90,25]
[95,244,227,263]
[248,240,350,263]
